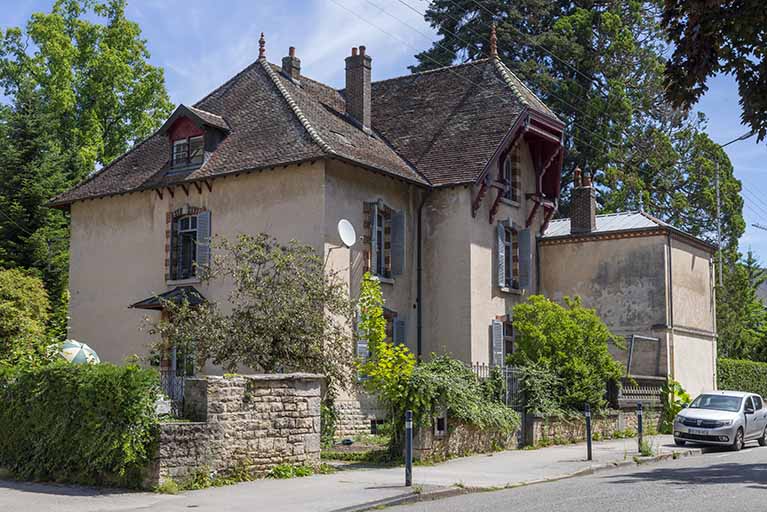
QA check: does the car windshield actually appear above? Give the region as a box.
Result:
[689,394,743,412]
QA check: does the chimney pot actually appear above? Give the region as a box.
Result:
[345,45,372,130]
[282,46,301,81]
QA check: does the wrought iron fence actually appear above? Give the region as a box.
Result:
[159,367,185,417]
[470,363,525,412]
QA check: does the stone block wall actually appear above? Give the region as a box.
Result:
[335,388,386,437]
[413,420,517,461]
[146,373,322,487]
[525,408,662,447]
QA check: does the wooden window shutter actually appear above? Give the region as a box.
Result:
[518,228,531,289]
[491,319,504,367]
[496,223,506,288]
[393,317,406,345]
[390,210,405,276]
[196,211,212,271]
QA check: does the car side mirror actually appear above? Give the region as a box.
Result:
[745,407,755,414]
[681,403,688,409]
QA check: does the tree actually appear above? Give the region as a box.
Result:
[717,250,767,360]
[152,234,357,391]
[662,0,767,141]
[413,1,745,249]
[358,272,387,356]
[509,295,624,409]
[0,0,173,315]
[0,269,51,369]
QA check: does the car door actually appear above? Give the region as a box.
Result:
[752,395,767,437]
[744,396,759,439]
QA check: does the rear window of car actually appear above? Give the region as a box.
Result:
[690,394,743,412]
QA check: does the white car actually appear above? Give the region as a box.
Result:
[673,391,767,451]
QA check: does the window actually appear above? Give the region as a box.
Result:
[754,396,763,410]
[500,149,520,202]
[171,135,204,168]
[169,209,211,281]
[503,321,514,358]
[365,201,405,279]
[503,226,519,289]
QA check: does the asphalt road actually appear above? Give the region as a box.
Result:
[388,443,767,512]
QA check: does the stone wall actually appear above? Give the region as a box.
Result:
[525,408,661,447]
[335,388,386,437]
[146,374,322,487]
[413,420,518,461]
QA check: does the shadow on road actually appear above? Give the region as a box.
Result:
[604,447,767,490]
[0,478,138,497]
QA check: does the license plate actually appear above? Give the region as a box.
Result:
[688,428,708,436]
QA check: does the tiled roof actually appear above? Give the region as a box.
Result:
[543,211,664,237]
[52,55,554,205]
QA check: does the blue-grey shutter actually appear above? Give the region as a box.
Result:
[370,203,379,275]
[196,211,211,271]
[169,216,178,280]
[496,223,506,288]
[518,228,531,289]
[491,320,504,367]
[393,318,406,345]
[391,210,405,276]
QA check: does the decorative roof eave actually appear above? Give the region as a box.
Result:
[129,285,207,310]
[157,104,230,136]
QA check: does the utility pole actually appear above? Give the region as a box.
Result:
[716,160,722,287]
[713,130,756,288]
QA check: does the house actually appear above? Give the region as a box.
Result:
[50,33,714,431]
[539,170,718,396]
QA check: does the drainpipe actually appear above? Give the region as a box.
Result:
[667,232,674,381]
[416,190,432,361]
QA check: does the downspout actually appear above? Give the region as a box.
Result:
[535,234,542,294]
[416,189,432,361]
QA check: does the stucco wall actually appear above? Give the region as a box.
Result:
[669,236,715,333]
[68,162,326,366]
[540,234,668,335]
[467,141,541,364]
[672,332,716,395]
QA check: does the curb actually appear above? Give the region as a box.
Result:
[334,446,704,512]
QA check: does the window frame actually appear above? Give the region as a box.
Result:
[503,225,520,290]
[172,213,199,280]
[171,135,205,169]
[499,149,520,203]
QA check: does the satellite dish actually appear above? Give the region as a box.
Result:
[338,219,357,248]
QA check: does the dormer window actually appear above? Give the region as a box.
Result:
[172,135,204,168]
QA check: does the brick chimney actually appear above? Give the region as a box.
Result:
[570,168,596,234]
[282,46,301,81]
[345,46,372,131]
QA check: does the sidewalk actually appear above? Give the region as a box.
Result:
[0,436,699,512]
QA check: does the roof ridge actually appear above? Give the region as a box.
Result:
[492,57,528,106]
[258,58,334,155]
[193,59,263,108]
[187,105,226,120]
[493,58,558,117]
[370,58,495,86]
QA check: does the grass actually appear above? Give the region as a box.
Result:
[154,478,180,495]
[639,439,655,457]
[321,449,395,465]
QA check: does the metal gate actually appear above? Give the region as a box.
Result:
[160,346,195,417]
[471,363,526,446]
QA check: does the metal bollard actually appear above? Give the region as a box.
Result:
[637,402,644,453]
[585,403,592,461]
[405,410,413,487]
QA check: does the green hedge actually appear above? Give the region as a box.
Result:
[0,362,159,487]
[718,358,767,398]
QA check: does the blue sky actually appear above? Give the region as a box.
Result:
[3,0,767,259]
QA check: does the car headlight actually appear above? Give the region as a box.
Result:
[715,419,733,427]
[674,415,684,424]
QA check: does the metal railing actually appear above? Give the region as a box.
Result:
[470,362,525,411]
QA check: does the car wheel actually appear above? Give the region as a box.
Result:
[731,428,744,451]
[759,428,767,447]
[674,439,686,447]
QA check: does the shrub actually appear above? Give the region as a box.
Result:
[0,269,51,369]
[0,361,159,487]
[516,362,565,417]
[718,358,767,398]
[659,379,691,434]
[510,295,624,410]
